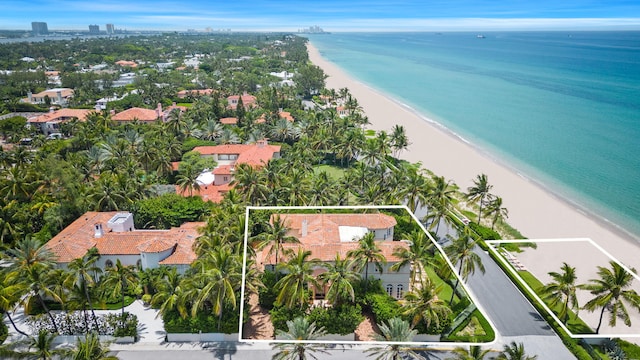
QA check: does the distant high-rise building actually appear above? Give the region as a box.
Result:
[106,24,114,34]
[31,22,49,35]
[89,24,100,35]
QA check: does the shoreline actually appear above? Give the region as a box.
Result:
[306,41,640,272]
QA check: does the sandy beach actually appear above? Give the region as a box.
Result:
[307,42,640,312]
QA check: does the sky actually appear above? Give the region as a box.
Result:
[3,0,640,32]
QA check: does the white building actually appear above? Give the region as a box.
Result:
[45,212,203,274]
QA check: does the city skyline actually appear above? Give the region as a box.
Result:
[3,0,640,32]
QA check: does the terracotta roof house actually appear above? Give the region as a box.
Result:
[226,93,257,110]
[28,108,91,135]
[22,88,74,106]
[115,60,138,68]
[176,139,280,202]
[177,89,214,98]
[260,213,410,300]
[45,211,203,274]
[111,104,161,123]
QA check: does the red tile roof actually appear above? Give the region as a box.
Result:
[112,107,159,122]
[175,183,231,203]
[213,165,234,175]
[261,213,404,263]
[45,211,203,265]
[192,143,280,167]
[28,109,91,123]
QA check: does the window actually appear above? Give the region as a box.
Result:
[386,284,393,297]
[105,260,113,268]
[223,176,228,182]
[396,284,404,299]
[136,259,142,269]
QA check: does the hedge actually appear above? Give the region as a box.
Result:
[307,304,364,335]
[163,307,239,334]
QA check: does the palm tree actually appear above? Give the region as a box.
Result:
[448,345,491,360]
[484,196,508,230]
[231,163,270,205]
[272,317,329,360]
[176,164,202,197]
[445,231,485,304]
[101,259,138,322]
[402,279,452,332]
[24,329,66,360]
[66,332,119,360]
[253,215,300,278]
[5,237,60,333]
[0,270,28,336]
[390,124,410,158]
[365,317,425,360]
[318,253,360,306]
[275,249,320,308]
[347,232,387,291]
[497,341,537,360]
[66,251,102,332]
[540,262,580,323]
[466,174,493,224]
[189,247,242,331]
[151,267,187,319]
[396,163,430,213]
[581,261,640,334]
[390,230,434,288]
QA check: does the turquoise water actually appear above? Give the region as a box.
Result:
[308,32,640,240]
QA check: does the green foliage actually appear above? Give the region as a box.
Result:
[107,312,139,337]
[163,306,239,334]
[258,270,280,310]
[364,293,402,323]
[382,209,419,240]
[0,116,27,139]
[307,304,364,335]
[0,317,8,344]
[180,150,216,173]
[131,193,212,229]
[182,137,217,152]
[269,304,308,332]
[444,310,495,343]
[616,339,640,359]
[468,222,501,241]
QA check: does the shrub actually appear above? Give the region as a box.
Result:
[269,305,307,332]
[363,293,401,324]
[616,339,640,359]
[25,311,138,337]
[163,307,239,334]
[468,222,501,241]
[258,271,280,310]
[307,304,364,335]
[412,312,451,335]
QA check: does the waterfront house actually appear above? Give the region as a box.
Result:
[261,213,410,300]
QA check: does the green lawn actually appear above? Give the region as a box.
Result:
[314,164,346,180]
[424,266,460,306]
[518,270,594,334]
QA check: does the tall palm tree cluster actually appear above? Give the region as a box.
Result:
[465,174,508,230]
[540,260,640,334]
[252,216,458,338]
[1,238,138,336]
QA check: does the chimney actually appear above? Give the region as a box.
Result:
[257,138,267,148]
[27,91,33,102]
[301,219,308,237]
[56,91,63,104]
[156,103,162,118]
[110,109,115,116]
[95,104,101,112]
[94,223,103,238]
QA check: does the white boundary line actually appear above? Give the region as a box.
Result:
[485,238,640,338]
[239,205,498,346]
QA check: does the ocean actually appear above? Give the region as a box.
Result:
[308,31,640,240]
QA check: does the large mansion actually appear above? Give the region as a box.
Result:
[45,212,203,274]
[260,213,411,300]
[176,140,281,202]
